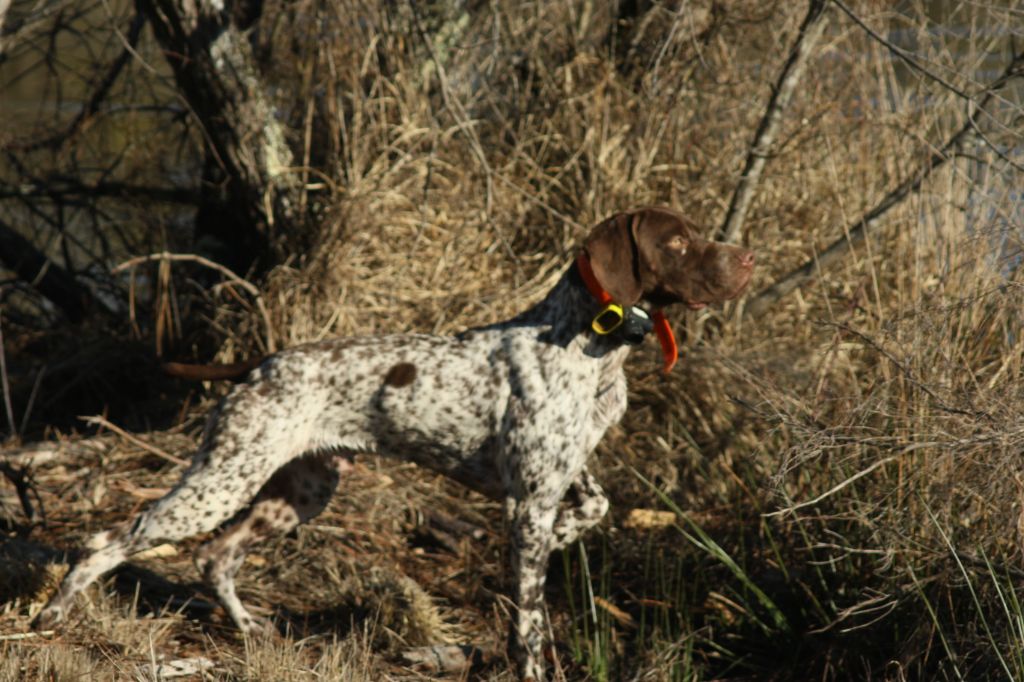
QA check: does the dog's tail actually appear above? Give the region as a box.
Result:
[162,357,263,382]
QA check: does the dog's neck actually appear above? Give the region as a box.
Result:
[460,264,640,367]
[514,266,632,358]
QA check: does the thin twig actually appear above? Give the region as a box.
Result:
[80,414,188,466]
[405,1,533,265]
[765,456,896,517]
[0,307,16,437]
[0,0,12,55]
[0,179,200,203]
[830,0,970,101]
[825,321,987,419]
[406,2,494,214]
[647,2,687,89]
[0,631,55,641]
[18,364,46,437]
[968,117,1024,174]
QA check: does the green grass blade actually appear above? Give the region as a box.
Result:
[631,467,790,633]
[922,499,1013,681]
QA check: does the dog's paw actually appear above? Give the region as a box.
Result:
[239,614,279,640]
[32,605,63,630]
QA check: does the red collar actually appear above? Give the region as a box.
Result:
[576,253,678,373]
[576,252,613,305]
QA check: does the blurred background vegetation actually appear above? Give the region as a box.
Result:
[1,0,1023,679]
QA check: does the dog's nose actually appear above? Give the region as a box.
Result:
[736,250,755,268]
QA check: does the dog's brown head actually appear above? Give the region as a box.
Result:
[583,207,754,310]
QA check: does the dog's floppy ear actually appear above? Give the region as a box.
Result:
[583,212,643,305]
[631,206,692,279]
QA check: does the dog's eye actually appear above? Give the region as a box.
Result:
[666,235,688,255]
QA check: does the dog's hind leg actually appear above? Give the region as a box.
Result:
[35,384,324,629]
[32,523,136,629]
[35,451,286,628]
[194,453,350,634]
[34,459,263,628]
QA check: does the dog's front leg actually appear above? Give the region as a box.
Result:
[507,498,558,681]
[497,375,592,679]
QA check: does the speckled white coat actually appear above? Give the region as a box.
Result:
[37,207,755,682]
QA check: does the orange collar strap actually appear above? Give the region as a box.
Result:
[651,309,678,373]
[576,252,678,373]
[576,252,613,306]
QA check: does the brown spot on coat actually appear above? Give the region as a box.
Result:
[384,362,417,388]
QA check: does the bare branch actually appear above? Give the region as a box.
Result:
[830,0,971,101]
[717,0,829,244]
[0,178,199,204]
[744,49,1024,319]
[0,461,40,523]
[15,13,145,152]
[765,456,897,518]
[0,309,15,437]
[0,218,92,322]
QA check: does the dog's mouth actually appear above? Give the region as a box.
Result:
[683,279,749,309]
[674,263,754,310]
[650,273,752,310]
[712,270,755,305]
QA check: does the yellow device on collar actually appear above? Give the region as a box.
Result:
[591,303,625,335]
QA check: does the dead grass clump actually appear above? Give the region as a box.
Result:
[240,633,380,682]
[316,561,458,652]
[0,643,99,682]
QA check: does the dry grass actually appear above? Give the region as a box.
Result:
[2,0,1024,679]
[0,430,512,678]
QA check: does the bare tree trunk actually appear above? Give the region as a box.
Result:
[0,0,12,55]
[0,220,92,322]
[136,0,303,274]
[716,0,828,244]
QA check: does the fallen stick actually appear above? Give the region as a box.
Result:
[80,415,188,466]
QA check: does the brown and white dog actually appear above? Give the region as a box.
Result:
[37,207,753,680]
